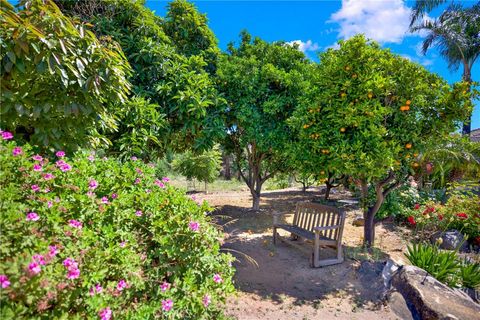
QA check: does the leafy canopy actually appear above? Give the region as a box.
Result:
[0,0,131,150]
[290,35,470,183]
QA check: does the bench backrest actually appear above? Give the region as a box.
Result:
[293,202,345,240]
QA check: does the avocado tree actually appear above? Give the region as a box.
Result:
[0,0,131,150]
[217,32,311,210]
[55,0,224,158]
[290,35,470,246]
[172,146,222,193]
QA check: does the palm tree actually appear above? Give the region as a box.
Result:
[410,0,449,26]
[412,3,480,135]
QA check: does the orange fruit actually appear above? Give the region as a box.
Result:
[340,127,346,132]
[368,93,373,99]
[406,100,411,105]
[303,124,308,129]
[406,143,412,149]
[404,105,410,111]
[400,106,406,111]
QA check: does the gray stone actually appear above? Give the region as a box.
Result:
[352,215,364,226]
[431,230,468,251]
[391,265,480,320]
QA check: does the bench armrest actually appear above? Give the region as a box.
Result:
[314,225,340,232]
[272,211,287,225]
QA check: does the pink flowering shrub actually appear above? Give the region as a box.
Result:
[0,140,235,319]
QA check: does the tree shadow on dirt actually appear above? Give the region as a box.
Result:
[222,232,388,309]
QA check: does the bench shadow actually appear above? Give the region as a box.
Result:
[222,232,389,309]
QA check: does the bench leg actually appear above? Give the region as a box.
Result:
[336,243,344,262]
[313,232,320,268]
[273,226,277,245]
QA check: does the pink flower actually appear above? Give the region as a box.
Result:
[119,241,127,248]
[43,187,50,193]
[189,221,200,232]
[89,283,103,296]
[162,177,170,182]
[88,154,95,162]
[59,163,72,172]
[213,274,223,283]
[154,179,165,188]
[63,258,77,268]
[2,131,13,140]
[160,281,170,292]
[47,201,53,208]
[98,307,112,320]
[202,294,211,307]
[33,164,43,172]
[12,147,22,156]
[32,155,43,161]
[68,219,82,229]
[67,268,80,279]
[0,275,10,288]
[162,299,173,312]
[56,151,65,158]
[131,156,138,161]
[48,245,59,257]
[43,173,55,180]
[111,193,118,199]
[101,197,109,204]
[88,179,98,190]
[135,168,142,174]
[33,254,46,265]
[28,262,41,275]
[134,178,141,184]
[26,212,39,221]
[116,279,127,291]
[31,184,40,192]
[135,210,143,217]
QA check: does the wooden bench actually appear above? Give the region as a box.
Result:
[273,202,346,267]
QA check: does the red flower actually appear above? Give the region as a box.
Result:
[407,216,416,226]
[423,207,435,215]
[437,214,444,221]
[414,203,420,210]
[456,212,468,220]
[474,236,480,246]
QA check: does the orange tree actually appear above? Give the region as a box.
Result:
[217,31,311,210]
[289,35,470,247]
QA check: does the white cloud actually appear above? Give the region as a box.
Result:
[286,39,320,53]
[330,0,412,44]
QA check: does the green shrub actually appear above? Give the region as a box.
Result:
[406,242,480,289]
[405,242,459,287]
[373,183,421,220]
[459,259,480,289]
[0,135,235,319]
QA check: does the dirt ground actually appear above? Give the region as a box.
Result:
[199,187,413,320]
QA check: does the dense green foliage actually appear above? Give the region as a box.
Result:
[0,0,131,150]
[55,0,224,157]
[290,35,469,246]
[406,242,480,289]
[217,31,311,209]
[172,146,222,192]
[0,136,235,319]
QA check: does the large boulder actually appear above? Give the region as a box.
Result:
[391,265,480,320]
[430,230,468,252]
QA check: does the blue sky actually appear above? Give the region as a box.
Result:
[147,0,480,130]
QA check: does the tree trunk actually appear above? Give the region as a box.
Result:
[364,209,376,248]
[324,183,331,200]
[462,64,472,135]
[302,183,307,193]
[204,180,208,194]
[223,154,231,180]
[252,191,260,210]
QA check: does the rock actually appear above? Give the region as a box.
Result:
[389,291,418,320]
[352,215,364,226]
[431,230,468,251]
[382,258,400,290]
[391,265,480,320]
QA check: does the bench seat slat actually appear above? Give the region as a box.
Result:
[274,224,333,241]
